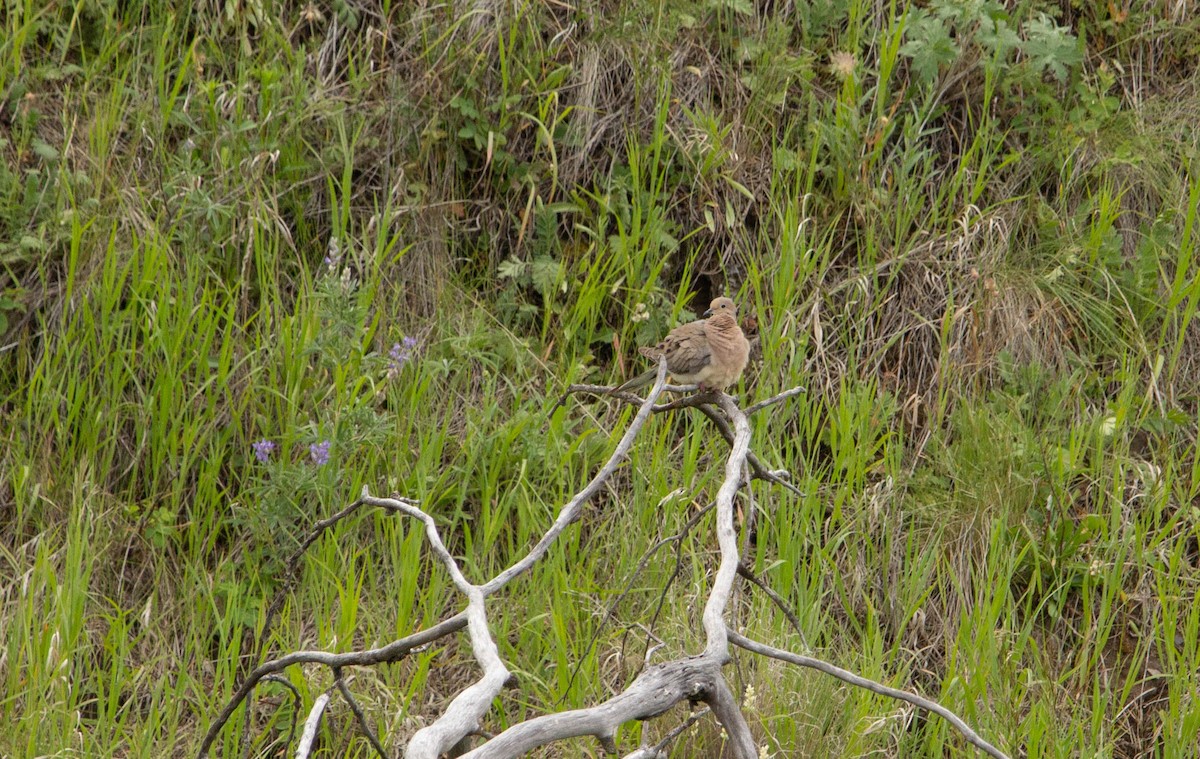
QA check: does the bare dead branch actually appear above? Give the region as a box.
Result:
[744,386,807,415]
[457,656,735,758]
[707,675,757,758]
[736,562,809,650]
[260,675,301,754]
[198,613,468,757]
[700,394,750,657]
[622,708,710,759]
[357,492,510,757]
[382,360,671,758]
[205,365,675,759]
[452,389,756,759]
[204,373,1007,759]
[482,362,671,596]
[333,668,389,759]
[727,631,1011,759]
[477,392,755,757]
[296,692,331,759]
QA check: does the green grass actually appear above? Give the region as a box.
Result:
[2,0,1199,757]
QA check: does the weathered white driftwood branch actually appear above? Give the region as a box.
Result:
[358,496,510,758]
[202,365,1010,759]
[373,360,676,759]
[295,693,331,759]
[453,385,759,759]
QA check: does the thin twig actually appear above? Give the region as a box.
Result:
[727,631,1010,759]
[736,562,809,650]
[693,402,804,497]
[260,675,301,755]
[561,500,716,706]
[242,498,374,759]
[564,381,806,496]
[744,386,807,415]
[552,381,698,413]
[621,708,711,759]
[636,501,713,678]
[256,498,371,655]
[333,668,389,759]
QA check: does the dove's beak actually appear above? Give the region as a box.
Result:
[703,308,713,317]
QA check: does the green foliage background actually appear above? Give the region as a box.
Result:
[2,0,1199,756]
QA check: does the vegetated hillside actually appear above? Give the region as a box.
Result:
[1,1,1198,756]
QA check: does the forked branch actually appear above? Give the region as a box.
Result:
[727,631,1009,759]
[202,372,1009,759]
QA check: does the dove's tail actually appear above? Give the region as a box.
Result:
[611,367,659,394]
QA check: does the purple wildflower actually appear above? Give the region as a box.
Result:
[387,335,420,379]
[324,239,341,270]
[252,439,276,463]
[309,439,332,466]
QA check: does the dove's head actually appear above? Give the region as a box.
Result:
[703,297,737,318]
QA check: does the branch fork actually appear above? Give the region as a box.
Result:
[201,363,1008,759]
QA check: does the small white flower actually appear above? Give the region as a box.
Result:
[830,51,856,78]
[1099,415,1117,437]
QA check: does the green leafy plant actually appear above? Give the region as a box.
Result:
[899,1,1083,86]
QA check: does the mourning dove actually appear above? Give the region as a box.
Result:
[615,297,750,393]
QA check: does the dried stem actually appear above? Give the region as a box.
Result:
[565,500,716,704]
[260,675,301,754]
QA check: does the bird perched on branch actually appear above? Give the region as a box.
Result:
[615,296,750,394]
